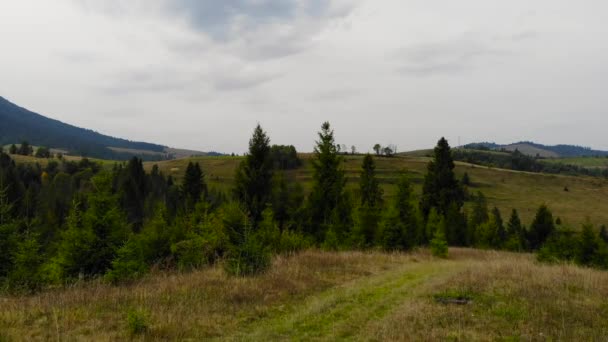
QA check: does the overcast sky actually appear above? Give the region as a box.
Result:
[1,0,607,153]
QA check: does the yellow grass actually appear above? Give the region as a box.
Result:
[1,249,607,341]
[145,155,608,227]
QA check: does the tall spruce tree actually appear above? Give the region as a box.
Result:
[183,162,206,210]
[354,154,383,246]
[359,154,383,208]
[233,124,273,224]
[420,137,463,218]
[307,122,350,242]
[119,157,147,230]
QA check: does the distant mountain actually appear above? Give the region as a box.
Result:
[463,141,608,158]
[0,96,208,160]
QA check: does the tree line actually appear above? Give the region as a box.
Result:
[1,123,607,293]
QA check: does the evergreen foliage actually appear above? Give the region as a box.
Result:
[420,137,464,217]
[307,122,350,242]
[528,205,556,250]
[234,124,273,224]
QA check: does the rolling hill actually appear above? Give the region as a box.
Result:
[464,141,608,158]
[0,96,209,160]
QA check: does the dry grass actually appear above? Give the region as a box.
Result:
[0,251,417,341]
[145,155,608,227]
[1,249,607,341]
[365,250,608,341]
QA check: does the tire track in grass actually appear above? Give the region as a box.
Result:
[224,261,463,341]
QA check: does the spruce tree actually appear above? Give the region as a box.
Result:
[420,137,463,218]
[9,144,17,155]
[234,124,273,224]
[359,154,383,208]
[307,122,350,242]
[490,207,506,248]
[119,157,147,230]
[445,202,467,246]
[505,209,525,251]
[468,191,489,245]
[183,162,206,210]
[577,223,601,267]
[528,204,555,250]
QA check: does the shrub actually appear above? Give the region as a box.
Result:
[170,234,207,271]
[430,229,448,258]
[225,231,271,277]
[105,238,147,284]
[537,228,577,263]
[126,308,149,336]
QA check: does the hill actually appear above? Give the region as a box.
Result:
[2,249,606,340]
[143,154,608,227]
[464,141,608,158]
[0,96,209,160]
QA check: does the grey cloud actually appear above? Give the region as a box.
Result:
[395,37,508,77]
[167,0,331,38]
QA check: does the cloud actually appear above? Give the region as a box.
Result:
[394,30,537,77]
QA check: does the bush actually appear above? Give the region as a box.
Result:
[170,234,207,271]
[537,228,577,264]
[225,231,271,277]
[126,308,149,336]
[105,238,147,284]
[430,229,448,258]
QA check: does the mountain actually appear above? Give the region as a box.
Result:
[0,96,208,160]
[463,141,608,158]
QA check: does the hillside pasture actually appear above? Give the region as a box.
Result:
[145,155,608,227]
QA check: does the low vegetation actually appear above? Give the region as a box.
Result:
[1,249,607,340]
[1,122,607,339]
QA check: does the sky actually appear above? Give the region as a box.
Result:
[1,0,607,153]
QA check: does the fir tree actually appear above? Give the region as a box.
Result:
[505,209,526,251]
[420,137,464,218]
[528,204,556,250]
[234,124,273,224]
[183,162,207,210]
[307,122,350,242]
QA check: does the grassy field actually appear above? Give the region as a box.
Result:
[542,156,608,169]
[1,249,607,341]
[144,155,608,228]
[8,152,608,227]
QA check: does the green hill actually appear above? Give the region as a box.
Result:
[144,154,608,227]
[0,96,209,160]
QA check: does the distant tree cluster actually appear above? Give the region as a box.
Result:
[454,149,608,178]
[373,144,397,157]
[1,124,606,294]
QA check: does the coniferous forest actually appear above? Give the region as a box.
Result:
[1,122,607,293]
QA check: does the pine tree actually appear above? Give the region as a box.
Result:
[234,124,273,224]
[528,204,555,250]
[577,223,601,267]
[359,154,383,208]
[468,191,489,245]
[430,228,448,258]
[445,202,467,246]
[420,137,464,218]
[490,207,506,248]
[119,157,147,230]
[505,209,525,251]
[183,162,207,210]
[307,122,350,242]
[9,144,17,155]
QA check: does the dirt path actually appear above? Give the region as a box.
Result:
[224,261,461,341]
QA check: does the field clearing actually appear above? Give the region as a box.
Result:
[542,156,608,169]
[145,155,608,227]
[1,249,606,341]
